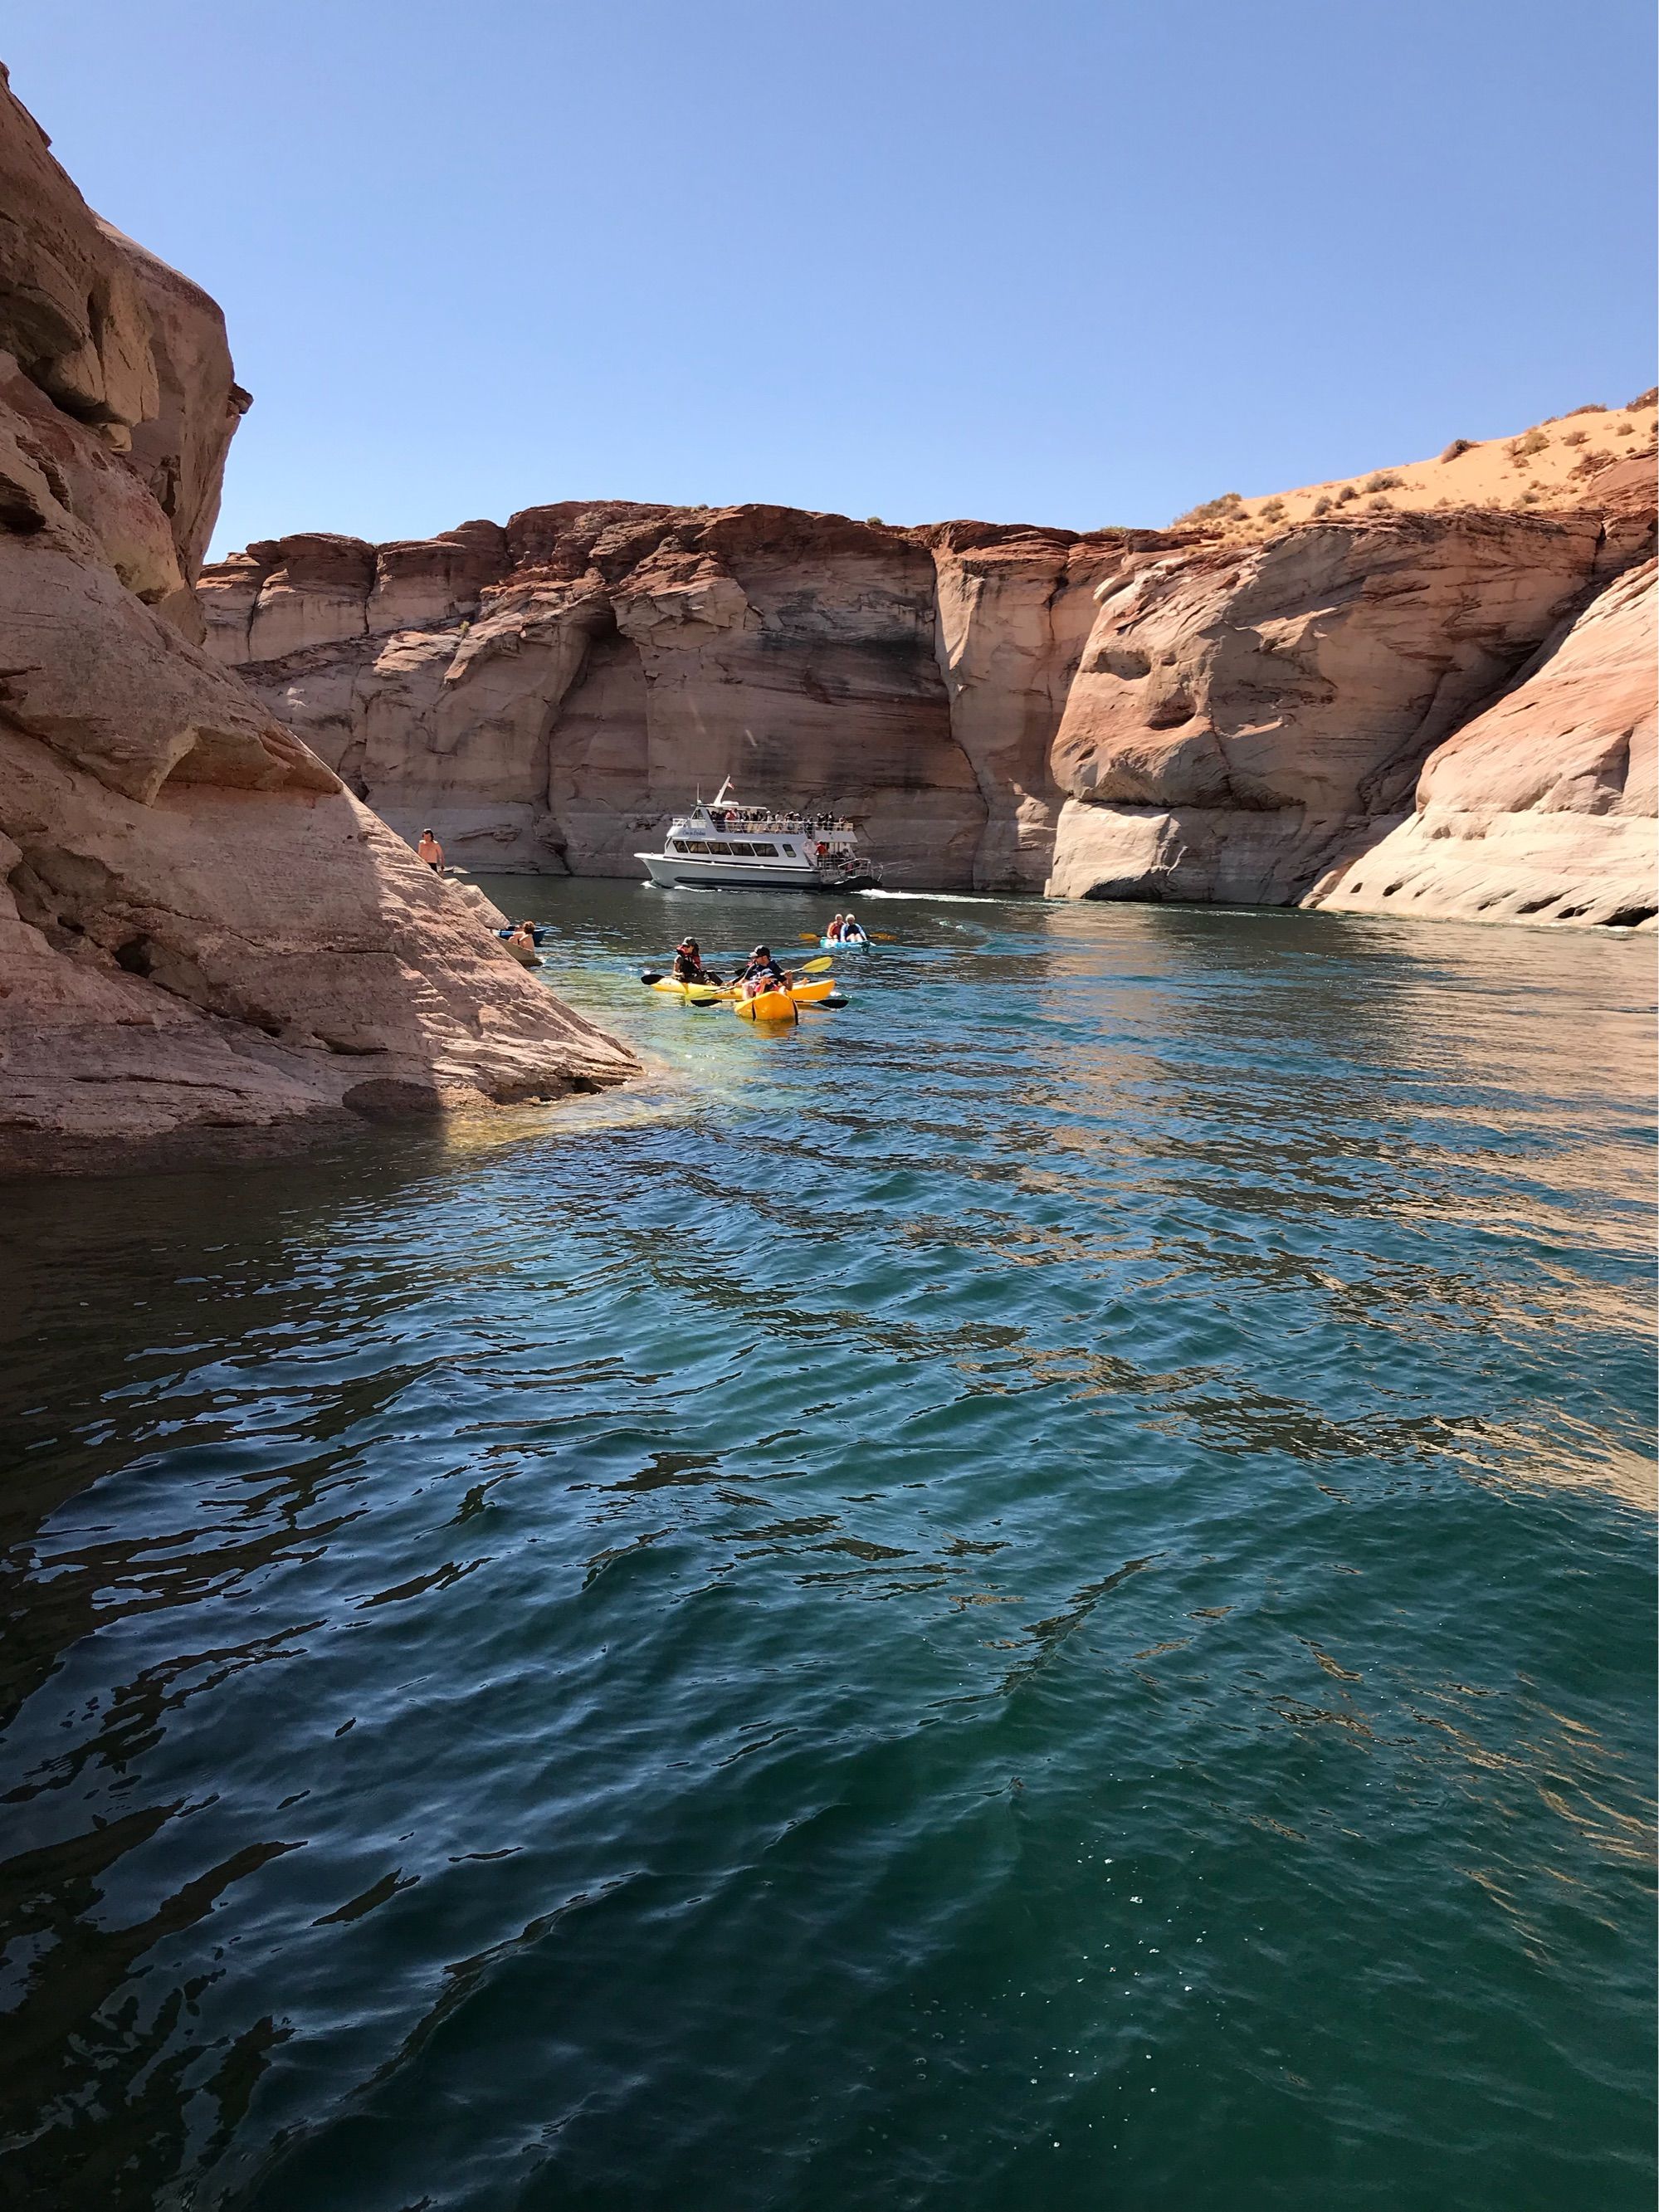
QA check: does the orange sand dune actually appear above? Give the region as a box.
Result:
[1174,391,1657,535]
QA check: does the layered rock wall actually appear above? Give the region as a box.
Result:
[202,509,1126,891]
[0,69,635,1174]
[205,470,1654,928]
[1047,485,1656,927]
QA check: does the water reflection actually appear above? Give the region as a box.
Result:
[1,884,1652,2211]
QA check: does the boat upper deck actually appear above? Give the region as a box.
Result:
[669,803,861,842]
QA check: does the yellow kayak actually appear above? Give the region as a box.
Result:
[733,976,838,1020]
[649,977,725,1003]
[734,986,798,1022]
[649,972,837,1018]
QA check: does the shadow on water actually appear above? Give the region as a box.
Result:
[0,883,1653,2212]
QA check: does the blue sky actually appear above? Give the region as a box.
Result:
[9,1,1653,554]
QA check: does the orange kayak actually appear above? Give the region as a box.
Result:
[734,986,799,1023]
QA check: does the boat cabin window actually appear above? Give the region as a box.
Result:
[749,842,778,857]
[703,840,730,855]
[726,841,752,856]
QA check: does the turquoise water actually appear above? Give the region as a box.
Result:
[2,881,1653,2212]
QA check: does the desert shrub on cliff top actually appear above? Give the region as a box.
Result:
[1310,494,1333,515]
[1510,427,1549,460]
[1440,438,1474,461]
[1258,496,1286,520]
[1173,491,1246,526]
[1334,483,1359,505]
[1362,471,1403,492]
[1627,386,1657,410]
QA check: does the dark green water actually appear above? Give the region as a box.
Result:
[2,881,1653,2212]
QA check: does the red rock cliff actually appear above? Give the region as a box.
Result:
[200,506,1131,891]
[0,70,636,1174]
[204,444,1655,927]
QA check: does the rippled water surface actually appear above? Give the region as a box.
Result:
[2,882,1654,2212]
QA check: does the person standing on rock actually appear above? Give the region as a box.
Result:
[416,828,445,873]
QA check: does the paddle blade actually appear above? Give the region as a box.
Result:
[639,971,663,985]
[871,932,897,942]
[797,933,820,944]
[798,955,834,973]
[822,992,848,1008]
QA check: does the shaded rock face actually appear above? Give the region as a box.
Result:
[0,70,635,1175]
[202,507,1125,891]
[1047,504,1657,925]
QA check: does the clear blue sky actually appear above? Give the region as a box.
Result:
[8,1,1653,554]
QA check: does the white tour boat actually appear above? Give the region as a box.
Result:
[637,782,883,892]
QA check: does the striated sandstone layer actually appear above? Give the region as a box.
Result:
[1047,490,1657,927]
[205,440,1655,929]
[201,509,1125,891]
[1309,556,1657,927]
[0,70,635,1175]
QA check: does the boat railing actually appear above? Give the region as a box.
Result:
[669,811,862,839]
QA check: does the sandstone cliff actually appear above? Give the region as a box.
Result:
[1048,457,1655,925]
[203,426,1654,929]
[0,70,635,1175]
[199,506,1124,892]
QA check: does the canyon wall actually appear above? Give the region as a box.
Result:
[199,506,1121,892]
[1047,486,1656,927]
[205,442,1655,928]
[0,70,635,1174]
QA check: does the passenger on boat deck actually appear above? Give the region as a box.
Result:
[416,828,444,872]
[736,944,788,996]
[672,938,720,985]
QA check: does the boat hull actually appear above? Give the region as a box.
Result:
[638,853,879,892]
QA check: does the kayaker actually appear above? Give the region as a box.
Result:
[671,937,721,985]
[842,911,868,944]
[507,920,538,951]
[416,828,444,873]
[735,944,789,997]
[826,913,846,941]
